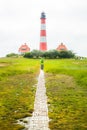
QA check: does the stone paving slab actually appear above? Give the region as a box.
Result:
[28,70,50,130]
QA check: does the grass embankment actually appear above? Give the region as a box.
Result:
[0,58,40,130]
[45,59,87,130]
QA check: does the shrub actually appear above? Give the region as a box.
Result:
[23,50,75,59]
[6,53,18,57]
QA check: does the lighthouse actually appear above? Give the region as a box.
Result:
[39,12,47,51]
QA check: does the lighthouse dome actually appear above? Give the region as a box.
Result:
[41,12,46,19]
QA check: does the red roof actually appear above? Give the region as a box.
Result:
[18,43,30,53]
[56,43,67,51]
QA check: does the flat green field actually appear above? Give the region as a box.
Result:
[0,58,87,130]
[0,58,40,130]
[44,59,87,130]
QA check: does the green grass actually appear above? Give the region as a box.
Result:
[0,58,87,130]
[45,59,87,130]
[45,59,87,88]
[0,58,40,80]
[0,58,40,130]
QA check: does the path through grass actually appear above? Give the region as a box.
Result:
[0,58,87,130]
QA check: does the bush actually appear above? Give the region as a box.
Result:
[6,53,18,57]
[59,50,75,58]
[23,52,33,58]
[23,50,75,59]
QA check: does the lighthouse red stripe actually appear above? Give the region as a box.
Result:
[40,30,46,36]
[40,42,47,50]
[41,19,45,24]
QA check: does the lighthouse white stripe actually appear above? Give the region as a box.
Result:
[41,24,46,30]
[40,36,47,42]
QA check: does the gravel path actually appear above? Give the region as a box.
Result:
[28,69,50,130]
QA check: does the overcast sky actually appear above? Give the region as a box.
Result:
[0,0,87,57]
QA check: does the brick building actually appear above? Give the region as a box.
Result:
[56,43,68,51]
[18,43,30,54]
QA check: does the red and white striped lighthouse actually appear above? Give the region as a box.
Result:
[39,12,47,51]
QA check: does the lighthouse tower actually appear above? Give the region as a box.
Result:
[40,12,47,51]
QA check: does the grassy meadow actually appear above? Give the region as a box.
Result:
[0,58,40,130]
[44,59,87,130]
[0,57,87,130]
